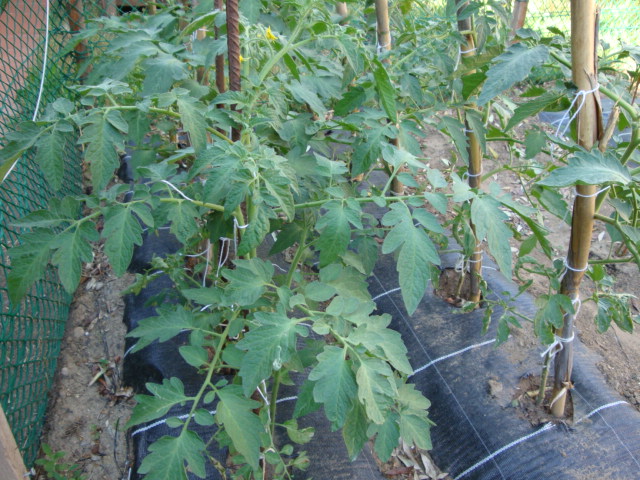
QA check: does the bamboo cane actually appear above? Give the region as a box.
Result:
[226,0,241,141]
[550,0,600,418]
[374,0,404,195]
[509,0,529,42]
[196,27,209,85]
[456,0,483,303]
[336,2,348,19]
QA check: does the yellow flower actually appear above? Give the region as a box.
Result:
[239,54,246,63]
[265,26,277,41]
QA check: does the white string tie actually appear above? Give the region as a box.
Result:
[160,180,194,202]
[377,39,391,54]
[216,237,231,279]
[372,287,402,302]
[231,218,249,257]
[460,46,477,55]
[202,239,211,287]
[574,186,610,198]
[554,84,600,139]
[540,331,575,359]
[462,168,483,181]
[468,250,483,264]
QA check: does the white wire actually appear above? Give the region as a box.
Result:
[2,0,50,184]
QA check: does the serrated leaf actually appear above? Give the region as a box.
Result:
[51,222,98,293]
[127,305,198,352]
[373,60,397,123]
[293,380,322,418]
[309,346,357,428]
[524,129,546,159]
[216,386,263,472]
[538,149,632,187]
[137,431,206,480]
[80,112,124,191]
[413,208,444,234]
[128,378,192,427]
[349,320,413,375]
[506,91,564,131]
[356,357,395,424]
[106,109,129,133]
[399,412,432,450]
[470,195,512,278]
[286,80,326,118]
[7,228,57,303]
[35,128,66,190]
[461,71,487,100]
[335,86,368,117]
[424,192,448,214]
[342,402,369,461]
[238,204,270,256]
[438,116,468,162]
[142,54,190,95]
[163,200,200,244]
[369,412,399,461]
[223,258,274,306]
[262,177,294,221]
[381,203,440,314]
[237,312,303,397]
[478,44,549,106]
[316,200,362,267]
[177,97,207,154]
[283,419,315,445]
[535,294,575,332]
[179,345,209,368]
[102,204,145,276]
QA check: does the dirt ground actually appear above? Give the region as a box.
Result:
[36,123,639,479]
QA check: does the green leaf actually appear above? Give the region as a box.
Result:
[137,431,206,480]
[309,346,357,428]
[293,380,322,419]
[478,44,549,106]
[7,228,57,303]
[373,60,397,123]
[283,419,315,445]
[51,222,98,293]
[286,80,326,118]
[237,204,270,256]
[316,200,362,267]
[538,150,632,187]
[102,204,146,276]
[177,97,207,154]
[179,345,209,368]
[382,203,440,314]
[399,412,432,450]
[356,357,395,424]
[128,378,192,427]
[162,200,200,244]
[142,54,190,95]
[223,258,274,306]
[461,71,487,100]
[369,412,399,461]
[0,122,42,183]
[127,305,198,353]
[216,385,263,472]
[35,128,66,190]
[79,112,124,191]
[237,312,303,397]
[335,86,368,117]
[524,129,546,159]
[342,402,369,461]
[506,91,564,131]
[465,109,486,154]
[438,116,468,163]
[535,294,575,332]
[471,196,513,278]
[349,318,413,375]
[424,192,448,215]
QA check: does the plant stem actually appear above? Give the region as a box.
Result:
[285,229,309,288]
[269,370,282,438]
[536,351,551,405]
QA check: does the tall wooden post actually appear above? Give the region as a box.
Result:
[509,0,529,40]
[551,0,600,417]
[457,0,483,303]
[0,405,27,480]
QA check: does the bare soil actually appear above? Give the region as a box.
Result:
[36,124,639,479]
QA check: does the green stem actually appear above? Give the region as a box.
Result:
[269,370,282,438]
[285,228,309,288]
[180,311,238,435]
[536,352,551,405]
[588,256,633,264]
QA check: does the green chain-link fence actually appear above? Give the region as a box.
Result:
[527,0,640,46]
[0,0,144,468]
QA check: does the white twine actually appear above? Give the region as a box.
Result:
[202,239,211,287]
[372,287,402,302]
[454,423,556,479]
[131,395,297,437]
[410,339,496,377]
[554,84,600,139]
[468,250,483,264]
[460,46,477,55]
[2,0,50,184]
[540,331,575,360]
[216,237,231,278]
[377,39,391,54]
[574,185,610,198]
[160,180,194,202]
[231,217,249,257]
[558,258,589,283]
[575,400,629,424]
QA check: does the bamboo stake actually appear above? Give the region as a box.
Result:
[374,0,404,195]
[0,405,27,480]
[550,0,600,418]
[509,0,529,42]
[196,27,210,85]
[336,2,348,19]
[226,0,241,141]
[456,0,483,303]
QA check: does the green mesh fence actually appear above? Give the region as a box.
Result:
[527,0,640,46]
[0,0,139,469]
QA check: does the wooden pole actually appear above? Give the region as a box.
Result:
[551,0,600,417]
[336,2,348,19]
[0,405,27,480]
[509,0,529,41]
[457,0,483,303]
[196,27,210,85]
[374,0,404,195]
[226,0,241,141]
[67,0,87,60]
